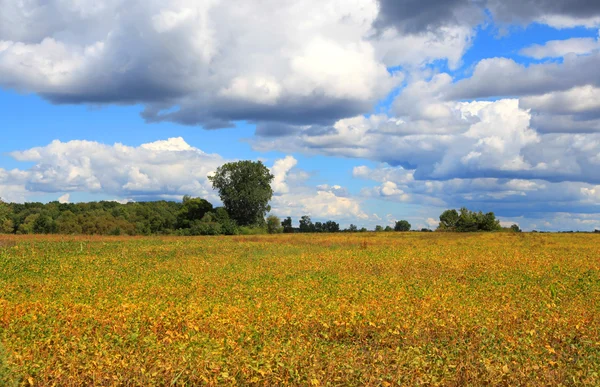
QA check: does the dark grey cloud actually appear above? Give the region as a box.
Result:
[448,53,600,100]
[374,0,600,35]
[374,0,481,33]
[487,0,600,24]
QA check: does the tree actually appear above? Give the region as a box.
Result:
[208,161,274,226]
[395,220,411,232]
[438,207,501,232]
[299,215,314,233]
[323,221,340,233]
[266,215,283,234]
[374,225,383,232]
[510,224,522,233]
[314,222,325,233]
[347,224,358,232]
[439,209,459,231]
[0,218,14,234]
[384,226,393,232]
[0,198,14,234]
[281,217,294,233]
[177,196,213,228]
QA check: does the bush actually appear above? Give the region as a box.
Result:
[266,215,283,234]
[238,226,268,235]
[189,221,222,236]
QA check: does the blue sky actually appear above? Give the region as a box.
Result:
[2,0,600,231]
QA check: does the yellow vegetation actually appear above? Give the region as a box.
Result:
[0,233,599,385]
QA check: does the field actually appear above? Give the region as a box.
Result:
[1,233,599,386]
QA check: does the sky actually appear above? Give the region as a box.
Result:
[1,0,600,231]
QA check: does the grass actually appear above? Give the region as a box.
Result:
[0,233,599,385]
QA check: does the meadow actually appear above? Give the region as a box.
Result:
[0,233,599,386]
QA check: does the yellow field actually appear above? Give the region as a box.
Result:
[1,233,599,386]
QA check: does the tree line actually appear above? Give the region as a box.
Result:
[0,160,518,235]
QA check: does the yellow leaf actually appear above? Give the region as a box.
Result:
[502,365,509,373]
[28,377,34,386]
[311,378,320,386]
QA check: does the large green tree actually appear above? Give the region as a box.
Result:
[208,161,274,226]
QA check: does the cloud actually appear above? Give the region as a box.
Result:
[271,189,370,222]
[271,156,298,194]
[0,0,408,131]
[58,193,70,203]
[267,156,370,222]
[449,53,600,100]
[5,137,225,201]
[520,37,600,59]
[373,0,600,36]
[373,0,482,34]
[486,0,600,28]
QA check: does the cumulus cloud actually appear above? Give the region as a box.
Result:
[0,0,416,130]
[373,0,600,35]
[449,53,600,100]
[271,156,298,194]
[486,0,600,28]
[9,0,597,132]
[272,189,369,222]
[58,193,70,203]
[520,37,600,59]
[267,156,370,222]
[252,98,563,181]
[373,0,481,34]
[4,137,225,201]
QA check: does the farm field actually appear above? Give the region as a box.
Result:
[1,233,599,386]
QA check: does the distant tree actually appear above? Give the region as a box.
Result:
[438,207,501,232]
[347,224,358,232]
[299,215,314,233]
[394,220,411,232]
[359,227,368,233]
[384,226,393,232]
[0,198,14,234]
[323,220,340,233]
[266,215,283,234]
[314,222,324,233]
[438,209,459,231]
[208,161,274,226]
[510,224,522,233]
[455,207,479,232]
[281,217,294,233]
[421,228,432,232]
[374,225,384,232]
[177,196,213,228]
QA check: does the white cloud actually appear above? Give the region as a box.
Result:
[0,0,477,130]
[271,156,298,194]
[58,193,70,203]
[5,137,225,201]
[520,37,600,59]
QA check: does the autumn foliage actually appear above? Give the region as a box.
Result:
[0,233,599,385]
